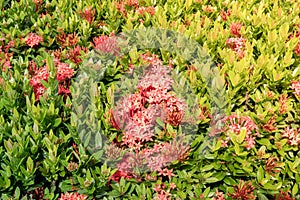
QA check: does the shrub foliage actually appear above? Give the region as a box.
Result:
[0,0,300,199]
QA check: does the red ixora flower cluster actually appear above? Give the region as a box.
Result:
[212,189,225,200]
[25,33,43,48]
[226,37,246,59]
[226,22,246,59]
[221,114,260,150]
[92,34,120,56]
[108,53,189,182]
[291,78,300,97]
[29,65,49,101]
[58,192,88,200]
[136,6,156,16]
[0,38,14,71]
[230,22,243,37]
[220,9,231,21]
[281,126,300,146]
[55,60,74,98]
[229,180,256,200]
[274,190,295,200]
[116,0,156,17]
[78,6,95,24]
[288,24,300,56]
[29,59,74,101]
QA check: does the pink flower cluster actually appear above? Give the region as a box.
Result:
[25,33,43,48]
[78,6,95,24]
[67,46,88,64]
[0,38,13,71]
[226,22,246,59]
[92,34,120,56]
[29,60,74,101]
[136,6,156,16]
[56,61,74,97]
[114,138,188,178]
[291,79,300,97]
[29,66,49,101]
[116,0,156,17]
[108,54,189,181]
[226,37,246,59]
[221,114,260,150]
[230,22,243,37]
[56,62,74,82]
[153,182,176,200]
[116,0,139,16]
[212,189,225,200]
[282,127,300,146]
[111,58,185,150]
[58,192,88,200]
[220,9,231,21]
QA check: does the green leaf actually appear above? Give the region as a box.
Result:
[263,182,282,190]
[257,193,269,200]
[234,144,240,155]
[292,183,298,196]
[257,166,264,183]
[26,157,34,172]
[53,118,62,128]
[14,187,20,199]
[201,164,214,172]
[212,140,222,152]
[236,127,246,144]
[202,187,210,197]
[205,177,219,183]
[95,131,103,149]
[224,177,237,185]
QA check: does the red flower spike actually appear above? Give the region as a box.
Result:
[274,190,295,200]
[230,22,243,37]
[78,6,95,24]
[229,180,256,200]
[220,9,231,21]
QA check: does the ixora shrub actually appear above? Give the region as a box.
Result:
[0,0,300,199]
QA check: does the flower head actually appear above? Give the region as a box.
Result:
[230,22,243,37]
[274,190,295,200]
[281,126,300,146]
[291,79,300,97]
[220,9,231,21]
[212,189,225,200]
[92,35,120,55]
[222,114,259,150]
[226,37,246,59]
[109,170,133,183]
[78,6,95,24]
[229,180,256,200]
[25,33,43,48]
[56,62,74,82]
[136,6,156,16]
[29,66,49,101]
[58,192,88,200]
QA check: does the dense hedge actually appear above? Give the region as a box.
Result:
[0,0,300,199]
